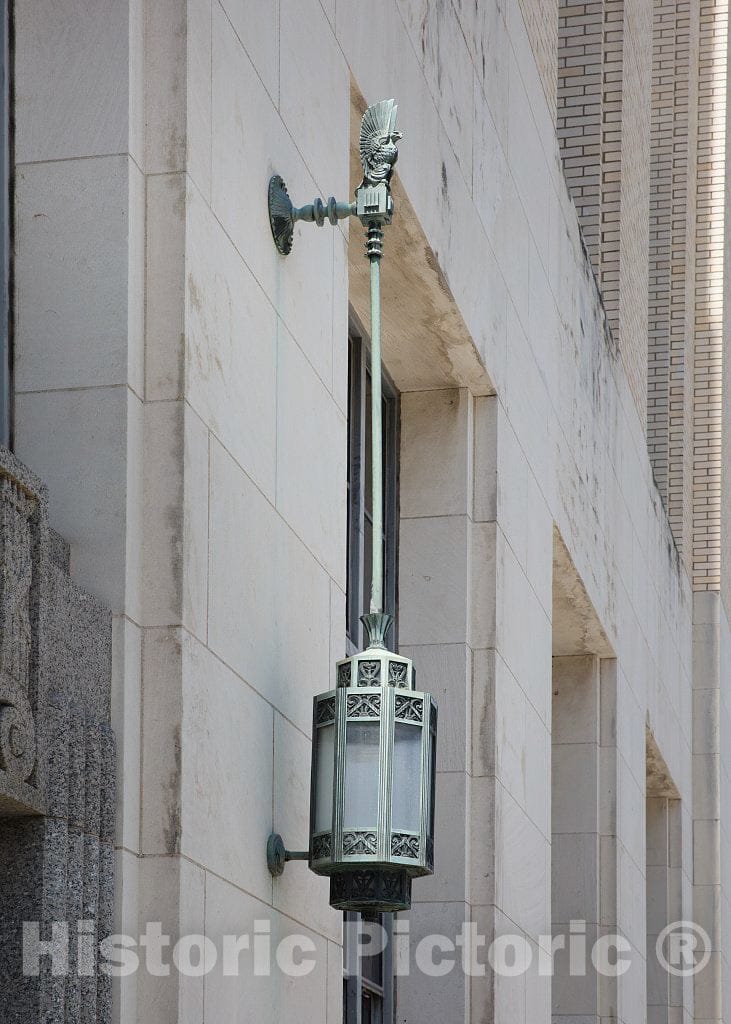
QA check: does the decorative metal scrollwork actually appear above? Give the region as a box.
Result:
[347,693,381,718]
[391,833,420,859]
[312,834,332,860]
[382,872,405,902]
[316,698,336,726]
[337,663,351,687]
[388,661,408,686]
[358,660,381,685]
[343,831,377,856]
[395,695,423,723]
[350,871,376,898]
[268,175,296,256]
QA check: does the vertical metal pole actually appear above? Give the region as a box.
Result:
[368,225,384,614]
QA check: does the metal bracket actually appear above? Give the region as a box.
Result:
[267,832,309,877]
[268,175,355,256]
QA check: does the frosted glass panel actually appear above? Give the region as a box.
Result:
[392,723,421,833]
[315,724,335,833]
[344,721,380,828]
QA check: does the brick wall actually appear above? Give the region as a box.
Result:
[616,0,653,424]
[557,0,653,423]
[693,0,728,590]
[647,0,699,569]
[558,1,604,270]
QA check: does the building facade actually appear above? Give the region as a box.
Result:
[1,0,731,1022]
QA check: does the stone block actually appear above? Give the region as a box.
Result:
[399,515,469,647]
[275,324,347,585]
[135,856,205,1023]
[0,447,114,1023]
[417,771,467,904]
[111,615,141,852]
[468,774,496,907]
[471,647,496,778]
[473,395,498,522]
[220,0,279,101]
[140,627,184,855]
[181,635,274,903]
[279,0,349,197]
[211,0,328,346]
[272,713,341,943]
[395,900,470,1022]
[145,173,186,402]
[203,873,330,1023]
[14,0,128,163]
[144,0,186,174]
[495,782,550,939]
[694,819,721,886]
[420,0,474,180]
[553,833,599,925]
[187,0,212,200]
[552,742,598,835]
[552,655,600,745]
[208,437,331,735]
[15,157,135,392]
[15,386,132,615]
[400,643,470,773]
[400,389,471,519]
[469,521,498,650]
[186,188,278,502]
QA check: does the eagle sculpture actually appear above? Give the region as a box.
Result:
[359,98,403,189]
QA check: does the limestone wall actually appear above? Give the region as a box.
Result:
[7,1,729,1022]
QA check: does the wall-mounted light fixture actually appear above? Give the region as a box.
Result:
[267,100,437,914]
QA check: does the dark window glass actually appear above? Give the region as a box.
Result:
[343,324,398,1023]
[345,331,399,653]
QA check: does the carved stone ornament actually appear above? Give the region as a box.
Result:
[0,448,115,1023]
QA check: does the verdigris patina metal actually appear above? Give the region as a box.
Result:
[267,100,438,915]
[267,97,401,255]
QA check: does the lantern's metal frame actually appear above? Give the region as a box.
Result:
[266,100,437,914]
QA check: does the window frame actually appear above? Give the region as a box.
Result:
[343,315,399,1024]
[345,318,400,655]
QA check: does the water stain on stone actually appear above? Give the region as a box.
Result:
[163,723,182,855]
[424,244,454,304]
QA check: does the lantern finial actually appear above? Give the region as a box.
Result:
[361,611,393,650]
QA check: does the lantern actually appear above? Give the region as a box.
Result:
[265,99,438,915]
[309,613,437,913]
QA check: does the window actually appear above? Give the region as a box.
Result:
[345,327,399,652]
[343,912,394,1024]
[343,323,399,1023]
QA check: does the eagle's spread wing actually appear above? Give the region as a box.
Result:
[359,99,399,185]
